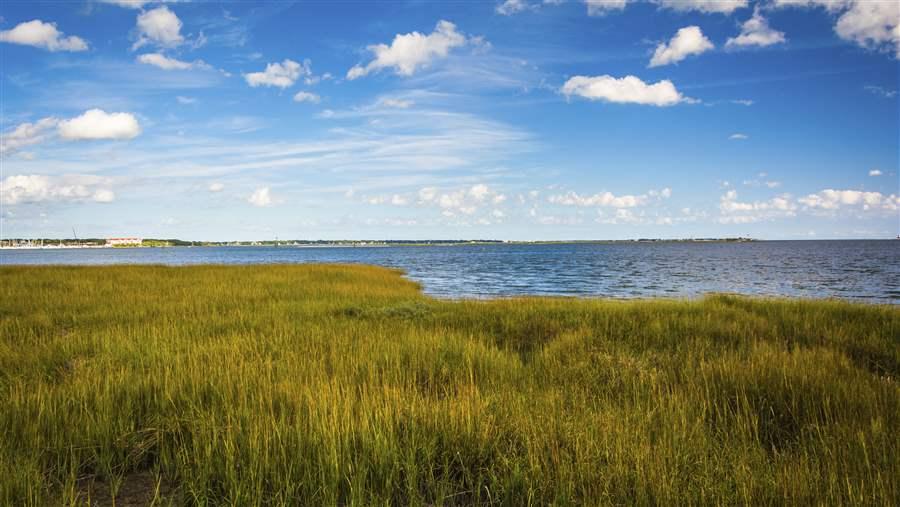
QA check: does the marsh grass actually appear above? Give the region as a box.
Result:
[0,264,897,505]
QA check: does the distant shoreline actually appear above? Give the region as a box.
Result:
[2,237,761,249]
[3,237,900,250]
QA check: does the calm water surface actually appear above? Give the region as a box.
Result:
[2,241,898,303]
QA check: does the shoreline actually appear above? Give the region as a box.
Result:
[2,237,898,250]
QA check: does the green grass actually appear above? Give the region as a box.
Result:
[0,264,897,506]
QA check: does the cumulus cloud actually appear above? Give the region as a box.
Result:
[248,187,273,207]
[0,118,59,156]
[717,188,899,223]
[293,91,321,103]
[718,189,797,223]
[649,26,714,67]
[137,52,211,70]
[656,0,748,14]
[0,19,88,52]
[868,169,882,176]
[57,109,141,141]
[729,133,749,140]
[347,20,469,79]
[132,6,184,50]
[834,1,900,58]
[367,184,506,219]
[775,0,898,58]
[244,59,306,88]
[418,187,438,202]
[585,0,630,16]
[549,188,671,208]
[208,182,224,192]
[799,189,899,211]
[727,9,787,48]
[176,95,196,104]
[2,110,140,155]
[561,75,691,106]
[496,0,533,15]
[1,174,115,205]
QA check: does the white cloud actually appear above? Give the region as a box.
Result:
[137,52,211,70]
[304,71,332,86]
[496,0,533,15]
[469,183,490,201]
[864,85,897,98]
[834,1,900,58]
[718,189,797,223]
[1,174,115,205]
[347,20,469,79]
[248,187,273,207]
[868,169,882,176]
[561,75,690,106]
[57,109,141,141]
[208,182,224,192]
[98,0,152,8]
[731,99,754,106]
[549,188,671,207]
[93,189,115,202]
[132,6,184,50]
[727,9,787,48]
[799,189,899,211]
[729,133,749,140]
[742,174,781,188]
[244,59,304,88]
[772,0,848,9]
[649,26,714,67]
[0,19,88,52]
[368,184,505,220]
[656,0,748,14]
[293,91,321,103]
[367,193,411,206]
[0,117,59,156]
[595,208,658,225]
[379,98,414,109]
[585,0,630,16]
[418,187,438,202]
[2,110,140,154]
[176,95,197,104]
[775,0,898,58]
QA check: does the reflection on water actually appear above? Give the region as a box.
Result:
[2,241,898,303]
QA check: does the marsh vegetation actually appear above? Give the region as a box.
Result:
[0,264,897,505]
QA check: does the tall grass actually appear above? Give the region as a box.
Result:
[0,264,897,505]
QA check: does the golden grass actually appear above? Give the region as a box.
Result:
[0,264,897,505]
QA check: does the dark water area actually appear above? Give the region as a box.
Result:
[2,241,898,303]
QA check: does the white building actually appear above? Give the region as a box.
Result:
[106,237,142,247]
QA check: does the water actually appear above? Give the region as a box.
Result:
[2,241,898,303]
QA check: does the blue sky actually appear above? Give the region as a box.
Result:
[0,0,897,241]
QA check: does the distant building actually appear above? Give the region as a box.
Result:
[106,237,142,247]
